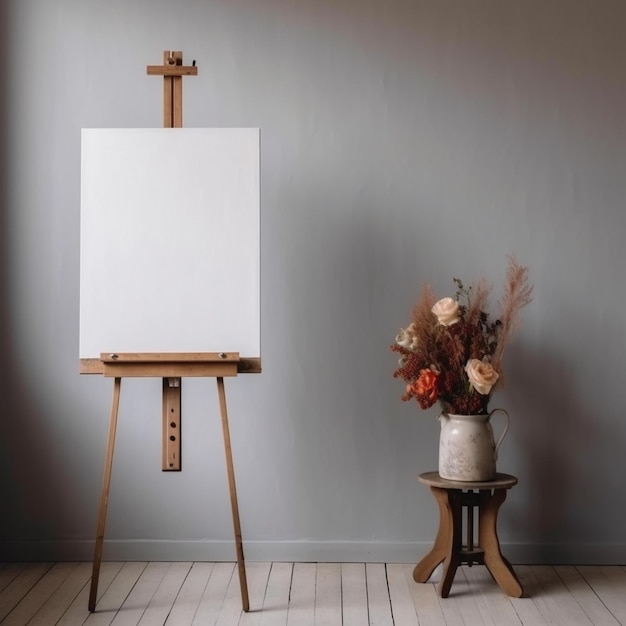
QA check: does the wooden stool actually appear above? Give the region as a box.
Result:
[413,471,523,598]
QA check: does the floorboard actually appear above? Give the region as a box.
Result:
[365,563,394,625]
[385,564,418,626]
[463,565,522,625]
[577,566,626,624]
[28,563,93,626]
[191,562,234,626]
[285,562,315,626]
[554,565,620,626]
[0,562,53,622]
[0,562,624,625]
[166,561,213,625]
[313,563,341,626]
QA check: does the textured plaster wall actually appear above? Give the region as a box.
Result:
[1,0,625,564]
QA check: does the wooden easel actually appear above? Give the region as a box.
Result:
[87,52,252,613]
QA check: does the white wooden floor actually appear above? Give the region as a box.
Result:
[1,562,626,625]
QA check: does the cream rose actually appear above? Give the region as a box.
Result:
[395,323,419,350]
[465,359,499,395]
[431,297,461,326]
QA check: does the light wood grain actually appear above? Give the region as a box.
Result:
[577,566,626,623]
[447,570,485,626]
[146,65,198,76]
[110,561,170,625]
[0,562,53,621]
[56,562,125,626]
[192,562,234,625]
[385,563,419,625]
[508,566,551,625]
[80,356,262,375]
[314,563,342,626]
[286,562,315,626]
[418,471,518,491]
[239,561,272,625]
[1,562,624,625]
[102,361,238,378]
[137,562,192,625]
[403,562,447,625]
[365,563,394,624]
[340,563,368,626]
[28,562,93,626]
[258,562,292,625]
[100,352,240,363]
[415,476,523,599]
[166,562,214,624]
[217,376,250,612]
[89,377,122,612]
[215,564,248,626]
[463,564,523,625]
[85,561,147,624]
[162,378,182,471]
[1,562,75,625]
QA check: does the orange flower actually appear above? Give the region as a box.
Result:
[411,369,439,409]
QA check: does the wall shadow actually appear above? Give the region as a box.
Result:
[503,337,624,562]
[0,3,81,558]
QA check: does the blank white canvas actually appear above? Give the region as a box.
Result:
[80,128,260,360]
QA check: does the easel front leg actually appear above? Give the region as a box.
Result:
[413,487,452,583]
[89,377,122,612]
[478,489,523,598]
[217,377,250,612]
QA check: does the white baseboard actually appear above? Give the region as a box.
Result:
[1,540,624,565]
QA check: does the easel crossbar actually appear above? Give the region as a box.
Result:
[102,362,238,377]
[147,65,198,76]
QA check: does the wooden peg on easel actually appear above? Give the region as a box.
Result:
[147,51,198,470]
[147,50,198,128]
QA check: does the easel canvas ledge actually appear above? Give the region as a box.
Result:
[79,354,262,375]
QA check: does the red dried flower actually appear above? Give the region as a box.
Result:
[409,369,440,409]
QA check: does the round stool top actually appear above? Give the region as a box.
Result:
[418,471,518,490]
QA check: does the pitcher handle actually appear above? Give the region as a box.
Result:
[489,408,509,461]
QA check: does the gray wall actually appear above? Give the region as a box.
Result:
[1,0,625,564]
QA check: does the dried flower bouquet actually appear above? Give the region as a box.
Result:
[392,256,532,415]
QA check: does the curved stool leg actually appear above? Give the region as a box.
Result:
[414,486,462,598]
[413,487,451,582]
[479,489,524,598]
[438,490,462,598]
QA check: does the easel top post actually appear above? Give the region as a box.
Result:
[146,50,198,76]
[147,50,198,128]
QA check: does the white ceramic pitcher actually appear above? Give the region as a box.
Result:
[438,408,509,481]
